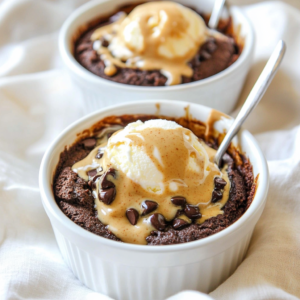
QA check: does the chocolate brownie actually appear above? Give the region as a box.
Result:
[53,114,255,245]
[74,3,241,87]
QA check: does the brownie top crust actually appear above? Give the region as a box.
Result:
[74,1,241,86]
[53,112,255,245]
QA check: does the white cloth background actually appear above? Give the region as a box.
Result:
[0,0,300,299]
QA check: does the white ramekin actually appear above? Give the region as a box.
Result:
[59,0,255,115]
[39,100,268,300]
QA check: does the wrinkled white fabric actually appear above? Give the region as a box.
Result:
[0,1,299,300]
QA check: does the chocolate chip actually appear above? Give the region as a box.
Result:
[99,187,116,205]
[100,176,115,189]
[93,174,102,182]
[173,218,189,230]
[96,152,103,159]
[88,171,103,188]
[126,208,139,225]
[184,205,201,219]
[206,41,217,53]
[141,200,158,216]
[81,138,97,149]
[211,189,223,203]
[175,210,183,218]
[214,177,227,189]
[87,169,97,178]
[149,213,167,231]
[171,196,186,206]
[200,50,211,61]
[89,174,102,189]
[95,148,104,159]
[100,37,109,48]
[88,174,102,188]
[99,168,116,189]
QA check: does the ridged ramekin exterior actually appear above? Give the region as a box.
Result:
[40,101,268,300]
[52,225,253,300]
[70,59,251,115]
[59,0,255,115]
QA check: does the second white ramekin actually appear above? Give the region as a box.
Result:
[59,0,255,114]
[39,100,268,300]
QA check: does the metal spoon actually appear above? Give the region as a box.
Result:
[214,40,286,167]
[207,0,231,42]
[208,0,226,29]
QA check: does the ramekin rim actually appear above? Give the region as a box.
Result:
[58,0,255,92]
[39,100,269,253]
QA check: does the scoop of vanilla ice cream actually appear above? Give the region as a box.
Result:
[105,120,212,194]
[110,1,208,60]
[156,4,208,59]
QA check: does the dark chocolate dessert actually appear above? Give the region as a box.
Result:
[74,1,241,86]
[53,114,255,245]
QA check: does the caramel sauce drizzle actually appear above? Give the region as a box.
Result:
[90,2,208,85]
[73,124,230,245]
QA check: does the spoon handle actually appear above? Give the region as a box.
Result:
[214,40,286,166]
[208,0,226,29]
